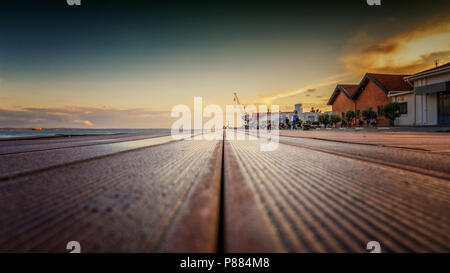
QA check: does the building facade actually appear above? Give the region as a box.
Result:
[404,63,450,125]
[353,73,412,126]
[388,91,415,126]
[327,85,358,121]
[328,73,413,126]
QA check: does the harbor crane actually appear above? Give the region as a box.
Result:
[233,92,249,129]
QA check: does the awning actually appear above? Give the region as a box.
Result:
[414,81,450,95]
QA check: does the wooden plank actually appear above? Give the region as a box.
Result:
[0,138,222,252]
[223,138,450,253]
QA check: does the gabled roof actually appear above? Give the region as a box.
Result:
[327,84,358,105]
[404,62,450,81]
[352,73,413,99]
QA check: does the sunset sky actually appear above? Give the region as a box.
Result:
[0,0,449,128]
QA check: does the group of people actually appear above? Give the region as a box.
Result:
[266,109,379,130]
[268,110,301,131]
[282,110,301,130]
[340,118,377,128]
[368,118,378,128]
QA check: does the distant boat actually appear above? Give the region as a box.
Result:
[32,127,42,131]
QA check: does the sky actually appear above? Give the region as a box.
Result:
[0,0,449,128]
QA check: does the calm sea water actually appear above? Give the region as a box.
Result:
[0,129,170,139]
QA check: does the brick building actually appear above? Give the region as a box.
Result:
[328,73,413,126]
[327,84,358,121]
[353,73,413,125]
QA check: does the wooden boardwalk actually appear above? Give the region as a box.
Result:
[0,131,449,252]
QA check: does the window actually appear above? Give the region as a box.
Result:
[399,102,408,115]
[356,110,360,118]
[342,112,345,119]
[377,106,382,116]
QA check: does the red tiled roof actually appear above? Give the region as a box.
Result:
[367,73,413,91]
[339,84,359,97]
[328,73,414,105]
[327,84,359,105]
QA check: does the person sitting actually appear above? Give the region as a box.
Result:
[371,118,377,128]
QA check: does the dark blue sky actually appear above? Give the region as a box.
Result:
[1,0,446,79]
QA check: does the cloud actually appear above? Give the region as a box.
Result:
[75,120,93,127]
[0,106,173,128]
[256,73,350,104]
[341,18,450,75]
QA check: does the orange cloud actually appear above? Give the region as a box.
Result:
[256,73,350,104]
[341,19,450,75]
[75,120,94,127]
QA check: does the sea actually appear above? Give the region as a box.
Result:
[0,129,171,139]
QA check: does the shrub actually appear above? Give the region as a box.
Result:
[344,110,356,127]
[345,110,355,122]
[381,102,401,126]
[362,107,377,122]
[330,114,342,127]
[318,114,330,126]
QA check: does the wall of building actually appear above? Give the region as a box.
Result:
[300,112,320,122]
[412,71,450,126]
[415,94,438,125]
[414,73,449,87]
[427,94,438,125]
[279,113,292,123]
[355,81,390,125]
[392,93,415,126]
[332,91,355,119]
